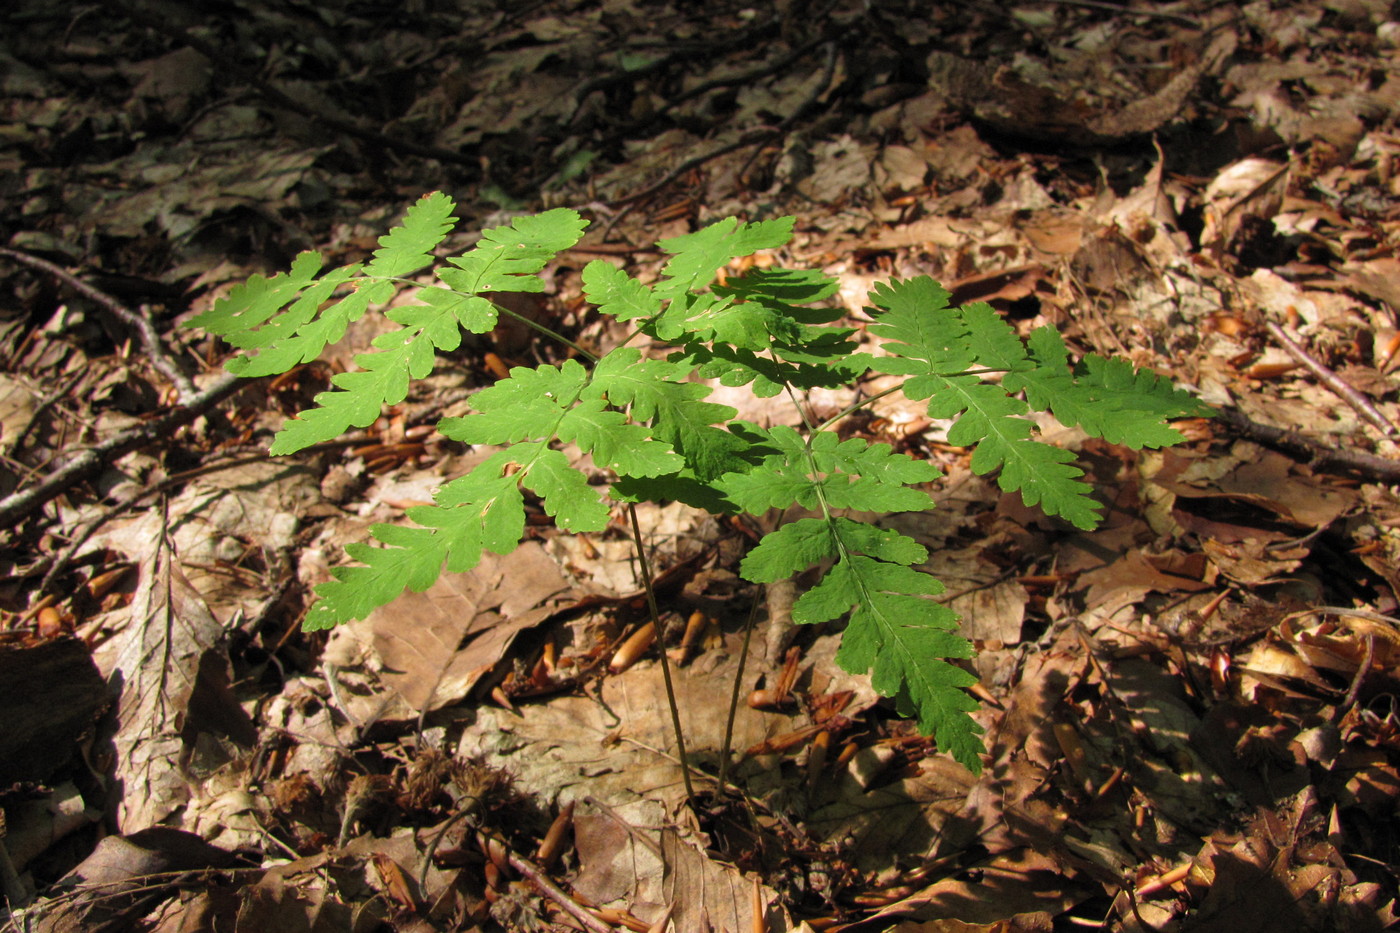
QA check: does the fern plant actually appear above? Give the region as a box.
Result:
[188,192,1211,773]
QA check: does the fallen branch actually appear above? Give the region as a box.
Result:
[0,246,197,402]
[1265,320,1399,437]
[1213,405,1400,484]
[0,374,246,531]
[505,847,615,933]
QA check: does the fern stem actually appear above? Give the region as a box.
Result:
[382,274,599,363]
[812,384,903,435]
[717,586,765,793]
[625,503,697,805]
[489,299,598,363]
[783,383,819,434]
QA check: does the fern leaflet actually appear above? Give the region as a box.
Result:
[859,276,1209,531]
[187,192,456,378]
[738,512,983,768]
[1007,327,1215,448]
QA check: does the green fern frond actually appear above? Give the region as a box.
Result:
[658,267,857,396]
[185,192,458,381]
[362,190,460,278]
[826,566,982,767]
[438,358,683,478]
[717,426,938,514]
[582,261,661,322]
[930,373,1101,529]
[1007,327,1215,448]
[509,442,613,532]
[190,255,351,348]
[740,515,983,770]
[440,359,590,444]
[863,278,1098,529]
[305,449,534,630]
[435,208,589,333]
[591,348,750,480]
[193,200,1214,774]
[739,516,928,582]
[854,276,976,376]
[715,267,842,309]
[264,207,586,453]
[654,216,795,300]
[303,522,447,631]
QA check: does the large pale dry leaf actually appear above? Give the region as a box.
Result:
[86,461,317,622]
[325,542,572,714]
[868,847,1088,927]
[459,629,877,924]
[660,825,775,932]
[32,828,239,933]
[0,373,37,456]
[95,545,233,832]
[806,754,980,873]
[924,543,1028,644]
[565,796,789,931]
[1078,548,1212,612]
[1103,659,1226,831]
[1200,158,1289,252]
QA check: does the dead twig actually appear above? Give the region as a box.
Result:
[0,373,246,531]
[0,246,197,402]
[34,437,366,595]
[1212,406,1400,484]
[1336,634,1375,721]
[600,130,778,238]
[654,34,830,118]
[112,1,479,169]
[1036,0,1202,27]
[505,847,615,933]
[601,41,837,240]
[7,367,87,456]
[1264,320,1399,437]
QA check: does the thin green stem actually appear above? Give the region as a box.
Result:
[784,383,818,434]
[625,503,697,805]
[812,384,902,435]
[381,275,598,362]
[489,299,598,363]
[717,587,765,792]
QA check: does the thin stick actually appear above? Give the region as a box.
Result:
[659,35,828,114]
[0,373,246,530]
[602,41,836,239]
[416,800,480,895]
[0,246,197,401]
[8,368,87,455]
[506,847,615,933]
[625,503,696,804]
[35,436,372,593]
[112,2,479,168]
[601,130,778,238]
[717,588,765,792]
[1212,406,1400,484]
[1264,320,1399,436]
[1037,0,1201,27]
[1336,634,1375,721]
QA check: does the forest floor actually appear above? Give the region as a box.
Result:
[2,1,1400,931]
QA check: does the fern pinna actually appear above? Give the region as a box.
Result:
[189,192,1211,772]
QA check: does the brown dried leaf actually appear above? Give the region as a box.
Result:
[327,542,572,714]
[94,545,246,833]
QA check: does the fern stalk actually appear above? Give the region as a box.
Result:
[626,503,696,803]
